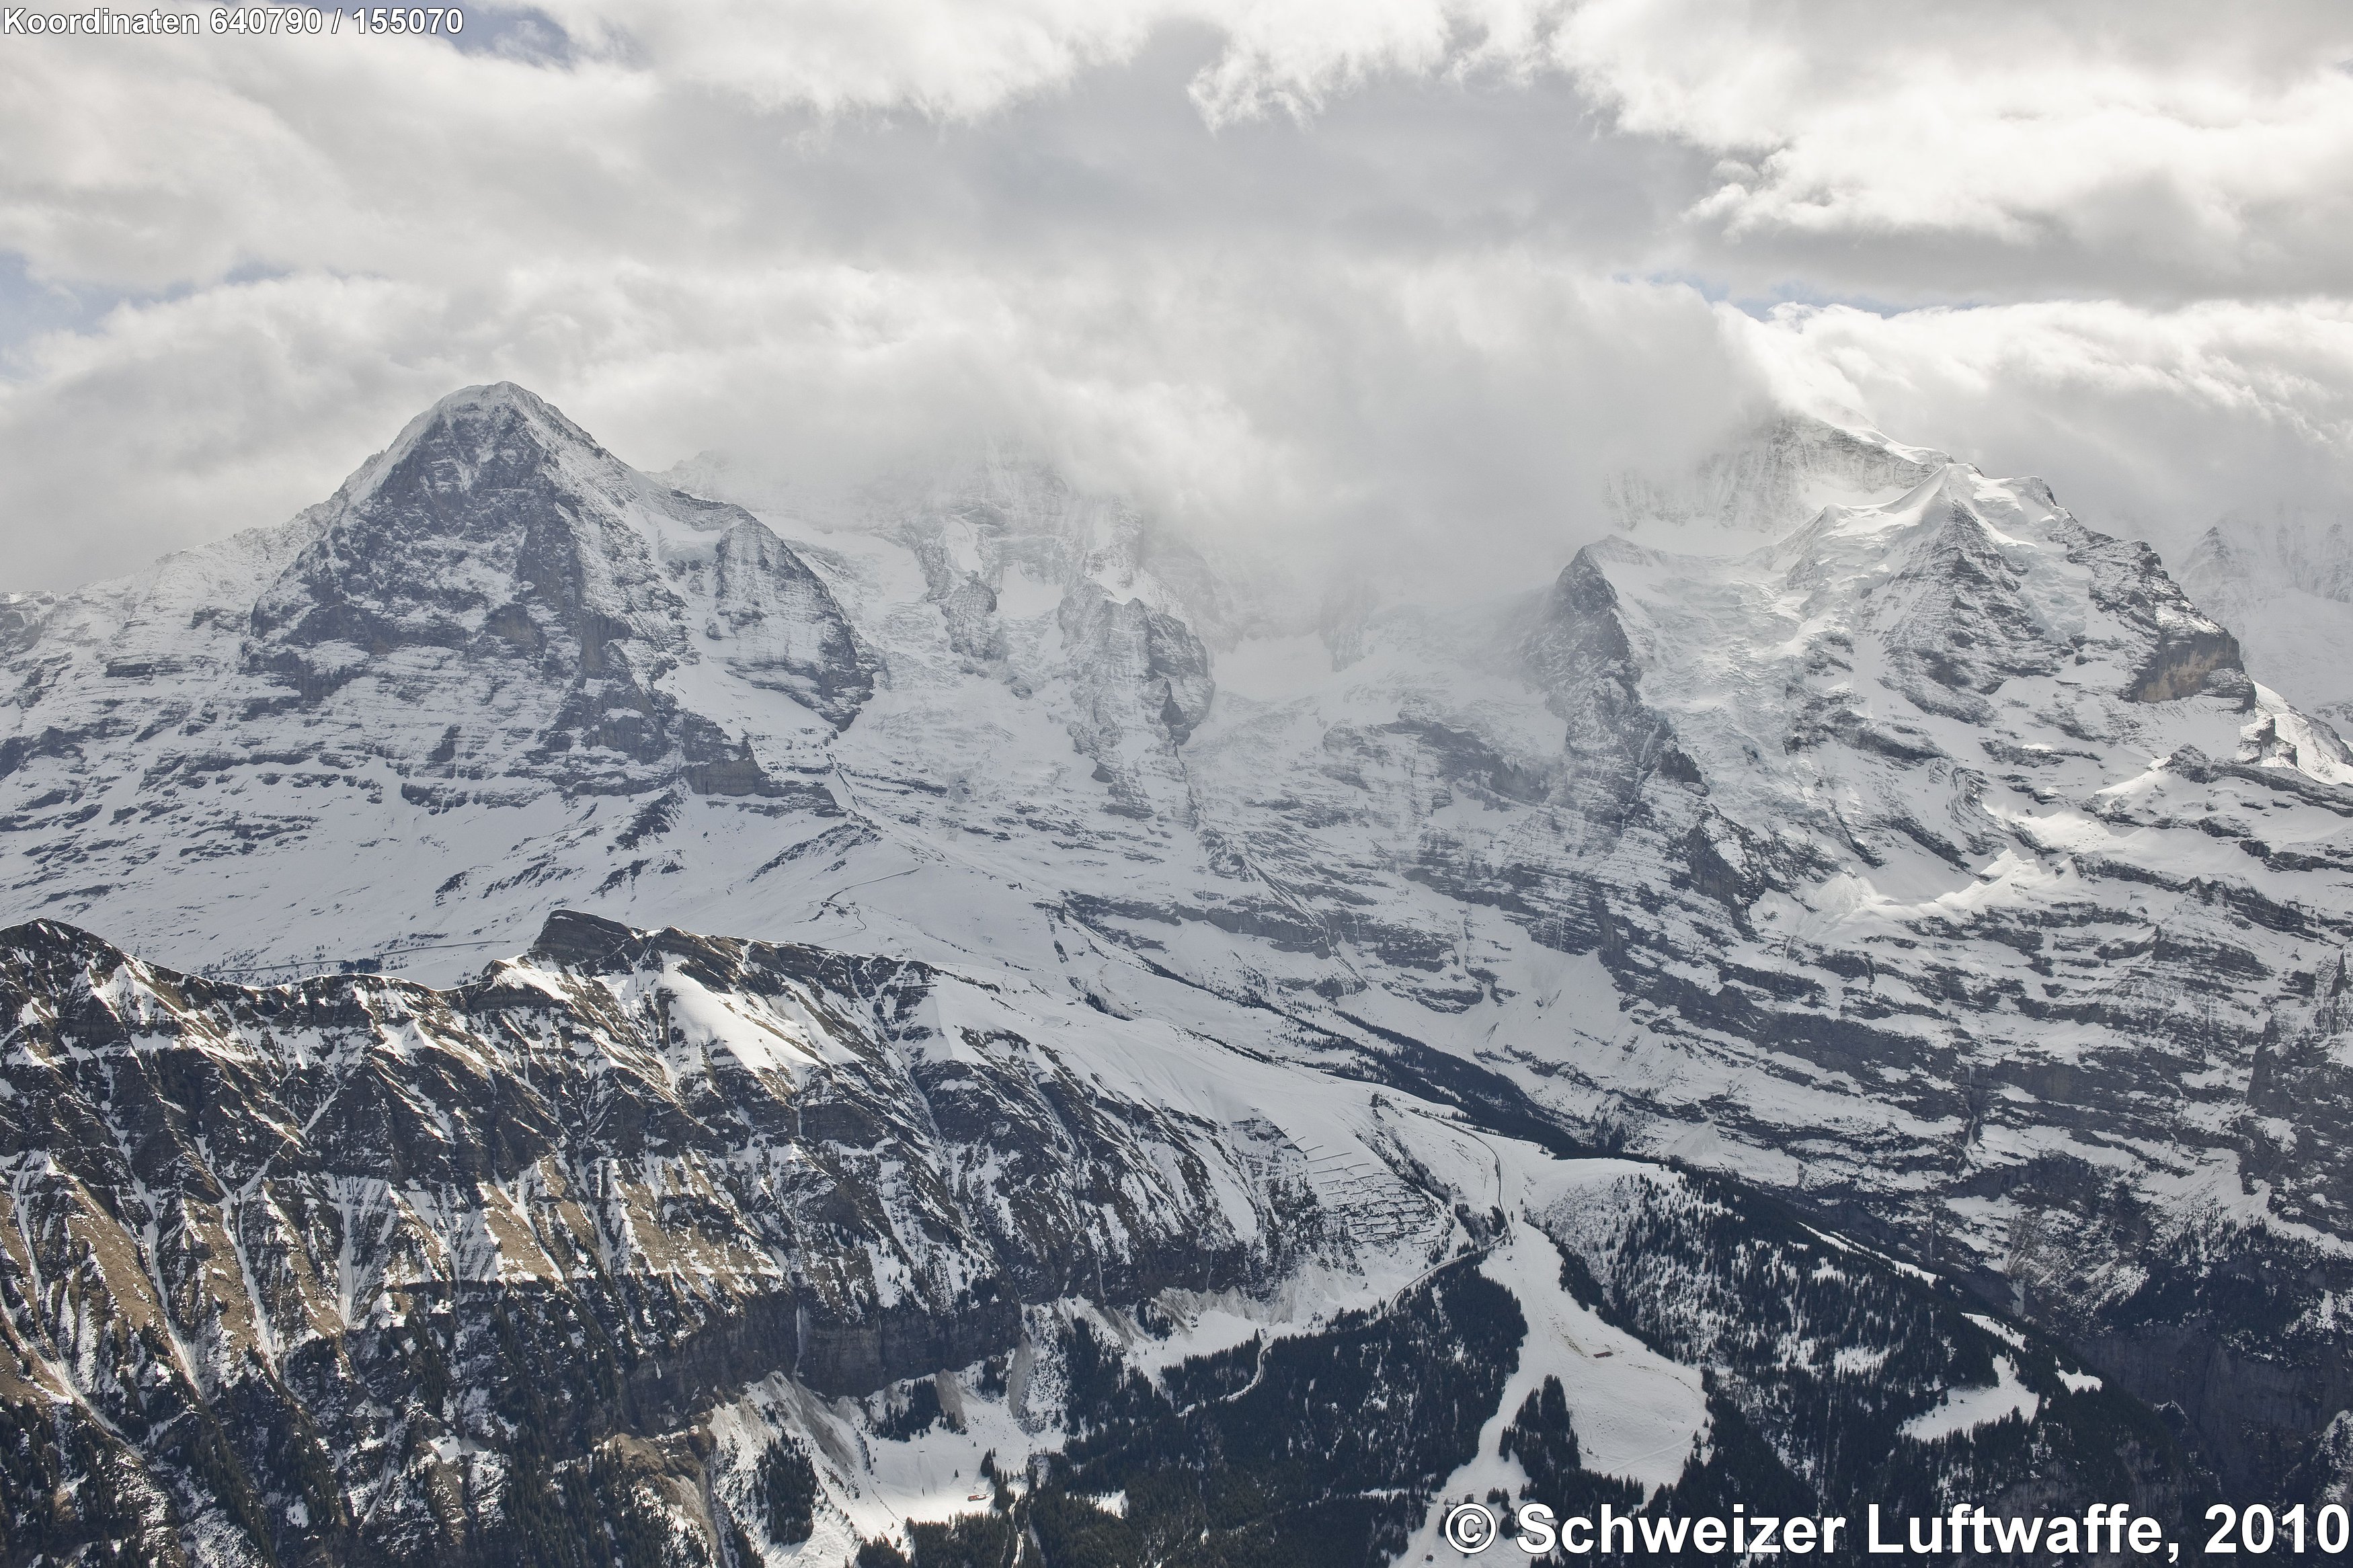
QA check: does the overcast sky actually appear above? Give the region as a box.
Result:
[3,1,2350,592]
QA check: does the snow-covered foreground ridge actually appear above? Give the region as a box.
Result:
[0,914,2203,1565]
[2,383,2351,1526]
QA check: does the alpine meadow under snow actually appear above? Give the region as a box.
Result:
[0,383,2348,1563]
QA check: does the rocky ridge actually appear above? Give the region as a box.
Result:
[0,913,2203,1565]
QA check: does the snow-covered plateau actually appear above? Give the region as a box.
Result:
[1,386,2347,1563]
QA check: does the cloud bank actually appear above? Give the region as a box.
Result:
[1,1,2348,593]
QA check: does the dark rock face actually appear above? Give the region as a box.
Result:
[1521,547,1700,823]
[251,391,680,671]
[2126,627,2249,704]
[1142,609,1214,743]
[1059,585,1214,817]
[2065,524,2256,706]
[708,520,877,727]
[902,513,1007,664]
[1884,503,2065,710]
[0,915,1309,1565]
[238,383,872,789]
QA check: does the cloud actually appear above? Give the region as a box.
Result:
[0,2,2347,600]
[1548,0,2353,302]
[554,0,1161,118]
[0,274,471,589]
[534,0,2353,301]
[18,3,2340,296]
[1741,296,2353,549]
[0,244,1767,602]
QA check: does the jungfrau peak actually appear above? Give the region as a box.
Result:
[1,388,2347,1563]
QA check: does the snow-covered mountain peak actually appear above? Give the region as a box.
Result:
[325,380,618,513]
[249,388,692,692]
[7,385,2353,1522]
[1605,411,1952,545]
[1602,450,2253,721]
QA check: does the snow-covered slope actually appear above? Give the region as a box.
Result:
[1603,413,1950,546]
[3,387,2349,1527]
